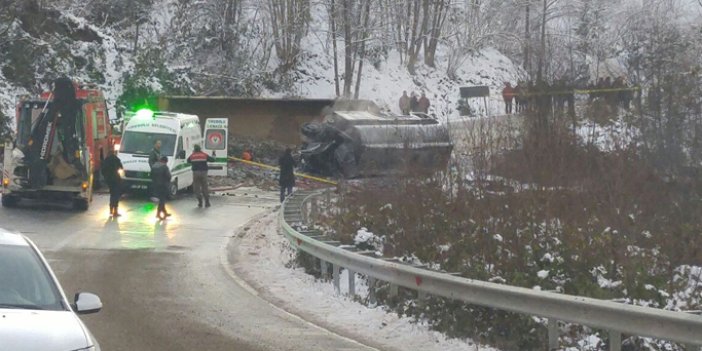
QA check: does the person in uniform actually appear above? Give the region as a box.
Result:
[187,144,215,208]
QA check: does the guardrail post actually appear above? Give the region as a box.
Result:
[368,277,377,304]
[332,264,340,293]
[547,319,559,350]
[609,331,621,351]
[347,269,356,296]
[320,259,329,279]
[304,197,312,223]
[389,284,399,298]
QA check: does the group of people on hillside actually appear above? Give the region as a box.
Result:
[586,76,634,110]
[398,91,431,115]
[501,80,576,115]
[100,140,297,219]
[501,76,634,115]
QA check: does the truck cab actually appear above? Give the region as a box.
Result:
[2,81,111,210]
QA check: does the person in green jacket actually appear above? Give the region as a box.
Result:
[151,156,172,219]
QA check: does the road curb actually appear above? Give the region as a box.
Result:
[222,211,386,351]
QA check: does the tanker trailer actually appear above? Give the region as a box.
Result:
[299,111,452,178]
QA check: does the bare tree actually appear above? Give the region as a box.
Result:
[354,0,371,98]
[406,0,429,74]
[267,0,310,72]
[341,0,355,97]
[445,0,517,79]
[535,0,562,81]
[524,0,531,72]
[423,0,449,67]
[329,0,340,96]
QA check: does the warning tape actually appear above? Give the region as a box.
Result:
[574,87,641,94]
[228,156,338,186]
[508,86,641,97]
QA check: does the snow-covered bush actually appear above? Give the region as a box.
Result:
[318,116,702,349]
[353,227,384,253]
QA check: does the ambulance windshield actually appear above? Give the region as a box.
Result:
[120,131,176,156]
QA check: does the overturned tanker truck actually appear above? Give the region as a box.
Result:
[300,111,453,178]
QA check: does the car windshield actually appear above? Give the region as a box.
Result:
[120,131,176,156]
[0,244,64,311]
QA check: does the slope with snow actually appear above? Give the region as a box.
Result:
[231,211,498,351]
[0,1,522,126]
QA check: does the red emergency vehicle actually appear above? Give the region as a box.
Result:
[2,80,112,210]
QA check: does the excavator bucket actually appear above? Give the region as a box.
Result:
[23,77,82,188]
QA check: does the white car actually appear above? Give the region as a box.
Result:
[0,228,102,351]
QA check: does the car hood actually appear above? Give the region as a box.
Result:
[0,309,90,351]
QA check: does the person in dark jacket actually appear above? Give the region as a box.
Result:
[417,92,430,113]
[101,147,123,217]
[278,148,296,202]
[151,156,172,219]
[502,82,515,114]
[514,82,524,112]
[409,92,419,112]
[399,91,410,115]
[148,140,162,168]
[187,144,215,208]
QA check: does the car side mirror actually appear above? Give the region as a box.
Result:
[74,292,102,314]
[177,150,186,159]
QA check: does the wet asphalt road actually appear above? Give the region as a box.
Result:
[0,188,374,351]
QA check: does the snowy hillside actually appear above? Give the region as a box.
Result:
[2,0,699,131]
[274,2,522,116]
[0,3,130,126]
[0,0,522,128]
[292,44,521,117]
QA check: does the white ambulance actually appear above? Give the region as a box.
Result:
[118,110,202,197]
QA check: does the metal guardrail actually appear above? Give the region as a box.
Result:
[280,190,702,351]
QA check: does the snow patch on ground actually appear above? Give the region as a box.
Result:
[232,211,497,351]
[354,227,376,245]
[353,227,384,254]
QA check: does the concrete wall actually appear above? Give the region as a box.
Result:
[158,97,377,145]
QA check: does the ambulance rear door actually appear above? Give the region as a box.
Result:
[203,118,228,176]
